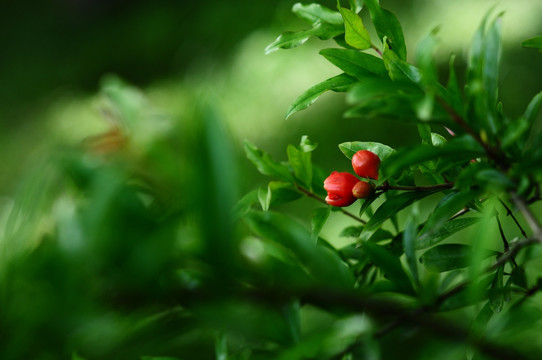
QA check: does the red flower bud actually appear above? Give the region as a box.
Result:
[352,181,374,199]
[323,171,360,207]
[352,150,380,180]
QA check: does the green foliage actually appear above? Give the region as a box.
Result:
[4,2,542,360]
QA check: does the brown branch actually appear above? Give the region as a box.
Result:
[294,184,366,224]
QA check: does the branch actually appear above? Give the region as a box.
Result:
[294,184,367,224]
[510,192,542,242]
[377,181,454,192]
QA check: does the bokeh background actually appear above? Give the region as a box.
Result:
[2,1,542,359]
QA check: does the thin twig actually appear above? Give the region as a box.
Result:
[510,192,542,242]
[499,198,528,238]
[496,215,517,267]
[295,184,366,224]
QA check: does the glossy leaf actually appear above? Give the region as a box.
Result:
[363,0,407,60]
[292,2,343,25]
[337,3,372,50]
[285,73,358,119]
[339,141,394,161]
[244,140,295,182]
[319,48,388,79]
[363,241,414,294]
[287,144,312,189]
[266,22,344,54]
[403,210,420,286]
[383,44,421,83]
[259,182,304,211]
[420,244,495,272]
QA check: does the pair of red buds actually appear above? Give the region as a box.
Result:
[324,150,381,207]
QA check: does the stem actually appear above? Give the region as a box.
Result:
[294,184,367,224]
[499,198,528,239]
[377,181,454,192]
[496,215,517,267]
[371,44,383,57]
[511,192,542,242]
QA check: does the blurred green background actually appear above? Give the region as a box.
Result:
[2,1,542,359]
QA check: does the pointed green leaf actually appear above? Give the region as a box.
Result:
[292,2,343,25]
[415,216,481,249]
[337,4,372,50]
[403,211,420,286]
[286,73,358,119]
[244,141,295,182]
[287,144,312,188]
[383,44,421,83]
[320,48,388,79]
[521,35,542,52]
[266,22,344,54]
[363,0,407,60]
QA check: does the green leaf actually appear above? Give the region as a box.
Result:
[244,140,295,182]
[363,241,414,294]
[319,48,388,79]
[338,141,394,161]
[292,2,343,25]
[365,190,439,232]
[417,124,432,144]
[403,210,420,286]
[346,77,421,108]
[420,244,495,272]
[489,266,504,313]
[287,144,312,189]
[383,44,421,83]
[521,35,542,52]
[419,190,482,240]
[340,225,364,238]
[382,135,485,177]
[337,3,372,50]
[259,182,304,211]
[446,55,464,116]
[244,210,354,289]
[286,73,358,119]
[299,135,318,152]
[363,0,407,60]
[348,0,363,13]
[311,206,331,242]
[266,22,344,54]
[415,216,481,249]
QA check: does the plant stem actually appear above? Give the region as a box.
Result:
[294,184,367,224]
[377,181,454,192]
[510,192,542,242]
[499,198,528,238]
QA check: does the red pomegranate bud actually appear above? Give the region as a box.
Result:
[323,171,360,207]
[352,150,380,180]
[352,181,374,199]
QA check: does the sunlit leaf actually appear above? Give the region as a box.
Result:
[320,48,388,79]
[338,141,394,161]
[244,140,295,182]
[521,35,542,52]
[337,3,372,50]
[285,73,358,119]
[363,0,407,60]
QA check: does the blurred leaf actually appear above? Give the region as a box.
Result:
[417,124,432,144]
[359,192,380,218]
[415,216,481,249]
[299,135,318,152]
[340,225,364,238]
[365,190,439,232]
[403,210,420,286]
[339,141,394,161]
[244,140,295,182]
[419,190,482,240]
[215,332,228,360]
[420,244,496,272]
[466,11,503,135]
[244,211,354,289]
[346,77,421,108]
[363,242,414,294]
[337,3,372,50]
[415,27,439,86]
[311,206,331,242]
[363,0,407,60]
[446,55,464,115]
[489,266,504,313]
[348,0,363,13]
[474,168,514,190]
[521,35,542,52]
[320,48,388,79]
[292,2,343,25]
[286,73,358,119]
